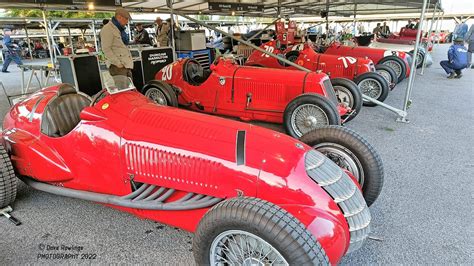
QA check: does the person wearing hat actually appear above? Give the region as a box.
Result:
[1,27,24,73]
[464,23,474,69]
[100,7,134,89]
[155,17,169,47]
[134,23,152,45]
[440,37,468,79]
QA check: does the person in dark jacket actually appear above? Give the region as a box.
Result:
[464,23,474,68]
[134,23,152,45]
[1,28,24,73]
[440,37,468,79]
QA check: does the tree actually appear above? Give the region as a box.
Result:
[6,9,113,19]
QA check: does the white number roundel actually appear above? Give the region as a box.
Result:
[161,65,173,81]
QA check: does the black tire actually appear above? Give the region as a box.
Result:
[284,93,341,138]
[142,80,178,107]
[375,64,397,90]
[378,55,407,83]
[330,78,362,123]
[354,72,390,107]
[193,197,329,265]
[0,145,17,208]
[299,125,384,206]
[409,49,425,68]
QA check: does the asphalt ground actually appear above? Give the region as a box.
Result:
[0,44,473,264]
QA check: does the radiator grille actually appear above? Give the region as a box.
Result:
[305,150,371,253]
[322,79,339,106]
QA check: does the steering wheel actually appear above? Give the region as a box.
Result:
[90,89,108,106]
[184,59,204,85]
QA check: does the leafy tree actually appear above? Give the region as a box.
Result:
[5,9,113,19]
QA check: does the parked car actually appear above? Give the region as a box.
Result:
[246,41,391,106]
[1,83,379,264]
[145,56,353,137]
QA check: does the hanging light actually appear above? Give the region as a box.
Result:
[88,2,95,10]
[231,11,235,16]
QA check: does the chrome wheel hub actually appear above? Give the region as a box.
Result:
[210,230,288,266]
[145,87,167,105]
[291,104,329,137]
[333,85,354,109]
[359,78,382,100]
[383,60,402,78]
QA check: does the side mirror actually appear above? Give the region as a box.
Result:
[80,106,106,122]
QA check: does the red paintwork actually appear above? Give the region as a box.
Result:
[0,84,357,263]
[324,42,412,78]
[154,57,348,123]
[378,27,432,51]
[246,41,375,81]
[429,31,448,43]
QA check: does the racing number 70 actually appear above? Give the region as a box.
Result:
[337,56,357,68]
[261,45,274,57]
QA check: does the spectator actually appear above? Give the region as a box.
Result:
[100,8,133,89]
[406,19,415,29]
[439,37,468,79]
[372,23,382,37]
[465,23,474,68]
[454,19,468,40]
[166,18,179,47]
[134,23,152,45]
[155,17,169,47]
[414,19,420,29]
[1,27,24,73]
[381,22,391,37]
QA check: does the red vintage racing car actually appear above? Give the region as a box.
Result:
[246,41,391,106]
[323,42,412,83]
[0,83,382,264]
[145,57,361,138]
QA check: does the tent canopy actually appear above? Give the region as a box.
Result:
[0,0,441,17]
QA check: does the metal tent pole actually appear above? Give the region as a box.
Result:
[246,18,280,42]
[352,4,357,36]
[176,12,404,116]
[169,0,176,60]
[397,0,429,123]
[67,27,74,54]
[325,0,329,42]
[435,11,445,46]
[91,20,98,52]
[421,0,439,75]
[42,10,55,67]
[24,25,33,60]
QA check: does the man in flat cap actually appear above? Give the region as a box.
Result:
[100,7,134,89]
[155,17,169,47]
[1,27,24,73]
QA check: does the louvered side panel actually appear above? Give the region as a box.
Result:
[234,81,288,102]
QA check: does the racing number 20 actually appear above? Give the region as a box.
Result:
[161,65,173,81]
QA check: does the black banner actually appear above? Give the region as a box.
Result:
[0,0,121,6]
[208,2,263,12]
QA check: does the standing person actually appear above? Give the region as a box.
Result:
[134,23,152,45]
[464,23,474,68]
[100,8,133,89]
[439,37,468,79]
[1,27,24,73]
[155,17,169,47]
[381,22,391,37]
[372,23,382,37]
[166,18,180,47]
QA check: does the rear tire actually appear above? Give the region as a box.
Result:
[284,93,341,138]
[330,78,362,123]
[142,80,178,107]
[193,197,329,265]
[0,145,17,208]
[354,72,389,107]
[299,126,384,206]
[375,64,397,90]
[378,55,407,83]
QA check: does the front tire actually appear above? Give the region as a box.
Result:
[193,197,329,265]
[284,93,341,138]
[378,55,407,83]
[330,78,362,123]
[0,145,17,208]
[142,80,178,107]
[375,64,397,90]
[299,126,384,206]
[354,72,390,107]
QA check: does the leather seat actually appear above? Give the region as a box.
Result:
[41,84,91,137]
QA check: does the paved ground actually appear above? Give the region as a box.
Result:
[0,44,473,264]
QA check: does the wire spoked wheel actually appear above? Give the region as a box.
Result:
[145,87,168,105]
[313,142,364,186]
[290,104,329,137]
[333,85,354,109]
[359,78,383,99]
[383,60,402,78]
[210,230,288,265]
